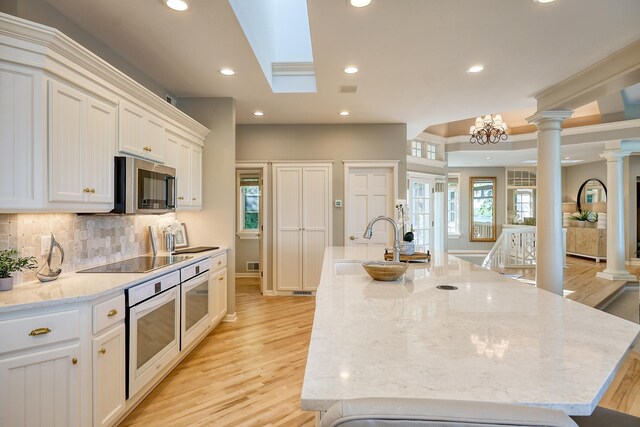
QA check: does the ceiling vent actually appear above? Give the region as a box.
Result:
[340,85,358,94]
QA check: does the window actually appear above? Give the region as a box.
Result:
[411,140,422,158]
[237,172,261,238]
[514,189,534,221]
[448,174,460,236]
[425,143,437,160]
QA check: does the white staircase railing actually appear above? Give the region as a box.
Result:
[483,226,566,269]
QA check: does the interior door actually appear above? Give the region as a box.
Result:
[302,167,329,290]
[346,167,394,246]
[407,175,435,253]
[275,167,303,291]
[258,173,264,293]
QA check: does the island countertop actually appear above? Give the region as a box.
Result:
[300,246,640,416]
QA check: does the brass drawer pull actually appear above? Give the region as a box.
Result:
[72,358,78,365]
[98,348,106,355]
[218,277,224,281]
[107,309,118,317]
[177,196,184,201]
[83,187,91,193]
[90,188,96,194]
[29,327,51,336]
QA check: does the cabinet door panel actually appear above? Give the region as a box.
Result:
[86,97,116,204]
[302,168,329,290]
[275,168,303,291]
[145,115,166,163]
[0,66,37,207]
[93,324,125,427]
[0,343,80,427]
[190,144,202,207]
[49,81,85,202]
[217,268,227,320]
[177,140,192,207]
[118,102,145,157]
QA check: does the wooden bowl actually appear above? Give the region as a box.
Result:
[362,261,408,281]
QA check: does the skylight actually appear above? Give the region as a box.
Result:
[228,0,316,93]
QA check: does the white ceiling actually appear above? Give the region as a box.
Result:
[42,0,640,137]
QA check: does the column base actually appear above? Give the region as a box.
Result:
[596,270,638,282]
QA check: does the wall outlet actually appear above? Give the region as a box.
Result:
[334,200,343,208]
[41,235,52,256]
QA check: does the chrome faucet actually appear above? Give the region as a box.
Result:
[363,216,401,262]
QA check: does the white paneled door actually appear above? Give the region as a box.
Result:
[274,163,331,292]
[345,167,394,247]
[408,176,433,253]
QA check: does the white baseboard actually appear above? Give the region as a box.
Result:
[262,290,275,296]
[222,312,237,322]
[235,273,260,278]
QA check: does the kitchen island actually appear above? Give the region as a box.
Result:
[301,246,640,417]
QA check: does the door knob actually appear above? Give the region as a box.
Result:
[349,236,356,240]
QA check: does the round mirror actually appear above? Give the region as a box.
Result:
[577,179,607,212]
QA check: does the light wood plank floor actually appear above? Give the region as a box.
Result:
[121,260,640,426]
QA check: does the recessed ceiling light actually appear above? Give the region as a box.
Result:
[467,65,484,73]
[165,0,188,11]
[349,0,372,7]
[533,0,555,4]
[253,111,264,116]
[465,163,471,166]
[339,111,350,116]
[485,157,492,160]
[344,66,359,74]
[219,68,236,76]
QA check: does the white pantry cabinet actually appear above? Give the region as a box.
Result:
[118,101,167,163]
[273,163,332,292]
[48,80,116,208]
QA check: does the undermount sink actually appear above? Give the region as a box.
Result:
[333,261,364,276]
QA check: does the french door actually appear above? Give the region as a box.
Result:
[407,173,444,253]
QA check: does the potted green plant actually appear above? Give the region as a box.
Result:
[570,210,597,228]
[0,249,38,291]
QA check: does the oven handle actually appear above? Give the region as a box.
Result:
[166,176,177,209]
[131,287,177,318]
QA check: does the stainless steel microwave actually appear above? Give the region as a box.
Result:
[113,156,177,214]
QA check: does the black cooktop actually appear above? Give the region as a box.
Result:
[77,255,192,273]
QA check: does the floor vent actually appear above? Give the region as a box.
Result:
[246,261,260,272]
[340,85,357,94]
[292,291,313,296]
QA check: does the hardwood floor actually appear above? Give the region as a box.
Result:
[121,261,640,426]
[120,279,316,426]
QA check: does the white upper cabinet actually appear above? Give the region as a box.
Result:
[118,101,167,164]
[166,129,203,211]
[48,80,116,210]
[0,13,210,213]
[0,64,43,211]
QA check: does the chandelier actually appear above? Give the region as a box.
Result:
[469,114,508,145]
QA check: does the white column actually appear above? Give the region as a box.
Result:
[597,150,636,281]
[527,111,572,295]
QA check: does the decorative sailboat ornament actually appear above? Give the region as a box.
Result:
[37,233,65,282]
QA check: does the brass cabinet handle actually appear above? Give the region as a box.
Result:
[143,146,153,152]
[90,188,96,194]
[98,348,106,355]
[83,187,91,193]
[349,236,356,240]
[107,309,118,317]
[72,358,78,365]
[217,261,222,265]
[29,327,51,336]
[177,196,184,201]
[218,277,223,281]
[192,197,196,201]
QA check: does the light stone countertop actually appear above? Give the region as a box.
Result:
[0,247,228,313]
[301,246,640,415]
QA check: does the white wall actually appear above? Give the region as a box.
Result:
[176,98,237,315]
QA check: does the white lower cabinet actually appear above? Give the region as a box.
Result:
[0,342,81,427]
[92,324,125,427]
[210,267,228,325]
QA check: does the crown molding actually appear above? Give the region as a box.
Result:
[0,12,210,141]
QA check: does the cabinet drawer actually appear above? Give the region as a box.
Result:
[211,253,227,271]
[93,294,125,334]
[0,309,80,355]
[181,258,211,282]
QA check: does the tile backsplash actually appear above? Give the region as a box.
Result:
[0,213,172,284]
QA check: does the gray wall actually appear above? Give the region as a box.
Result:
[562,161,607,204]
[236,123,407,289]
[235,238,259,274]
[447,167,506,252]
[1,0,168,98]
[176,98,237,316]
